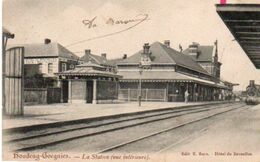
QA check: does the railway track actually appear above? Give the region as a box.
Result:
[154,104,252,154]
[4,102,232,142]
[4,102,244,152]
[98,103,250,153]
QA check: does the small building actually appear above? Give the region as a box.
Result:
[56,61,122,104]
[80,49,117,73]
[22,39,80,79]
[116,41,228,102]
[9,39,82,89]
[8,39,81,105]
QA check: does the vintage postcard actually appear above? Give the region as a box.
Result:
[2,0,260,161]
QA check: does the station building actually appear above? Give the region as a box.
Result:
[116,41,228,102]
[8,39,82,104]
[23,39,80,78]
[9,39,81,88]
[57,40,234,104]
[80,49,117,73]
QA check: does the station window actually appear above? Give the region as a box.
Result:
[38,63,42,73]
[62,63,67,71]
[69,64,75,69]
[48,63,53,74]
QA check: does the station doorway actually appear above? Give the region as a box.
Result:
[86,80,93,103]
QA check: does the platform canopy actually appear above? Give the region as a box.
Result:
[118,70,228,89]
[56,62,122,79]
[216,4,260,68]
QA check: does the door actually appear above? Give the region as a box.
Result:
[179,83,185,102]
[86,80,93,103]
[62,80,68,103]
[47,88,61,104]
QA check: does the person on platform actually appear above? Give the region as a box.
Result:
[195,92,198,102]
[185,90,189,103]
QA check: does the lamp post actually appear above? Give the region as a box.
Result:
[138,60,152,107]
[138,43,152,107]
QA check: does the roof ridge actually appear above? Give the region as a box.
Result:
[199,45,214,47]
[164,45,187,60]
[25,42,59,46]
[158,42,209,75]
[56,43,80,59]
[155,42,177,64]
[90,53,103,59]
[89,54,102,64]
[182,45,214,62]
[55,42,60,56]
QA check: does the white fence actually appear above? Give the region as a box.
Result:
[118,88,167,101]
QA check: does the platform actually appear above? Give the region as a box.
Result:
[3,101,231,130]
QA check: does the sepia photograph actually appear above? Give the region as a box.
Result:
[2,0,260,161]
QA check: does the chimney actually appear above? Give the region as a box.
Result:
[85,49,91,55]
[123,54,127,59]
[164,40,170,47]
[85,49,91,62]
[188,42,199,56]
[143,43,150,54]
[249,80,255,86]
[101,53,107,59]
[44,38,51,44]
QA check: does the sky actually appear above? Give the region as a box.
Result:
[3,0,260,91]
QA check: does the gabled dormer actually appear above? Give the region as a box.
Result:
[188,42,201,59]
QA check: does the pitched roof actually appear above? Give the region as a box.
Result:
[118,42,208,75]
[118,70,189,81]
[9,42,80,60]
[81,53,105,63]
[80,53,117,66]
[56,43,80,60]
[119,42,175,64]
[183,45,214,62]
[77,61,105,68]
[56,66,121,78]
[160,43,209,74]
[106,58,124,65]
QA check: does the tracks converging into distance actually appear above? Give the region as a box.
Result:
[4,102,250,153]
